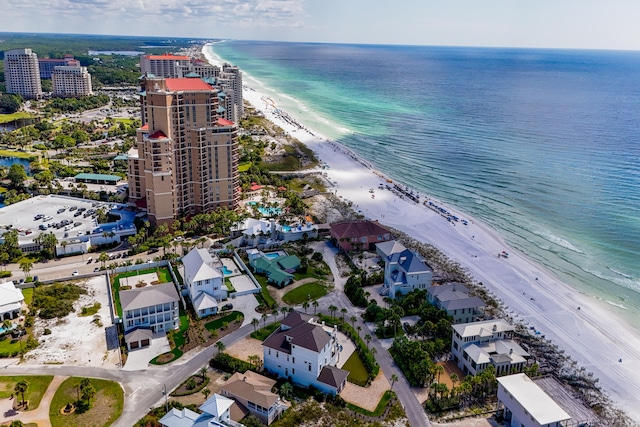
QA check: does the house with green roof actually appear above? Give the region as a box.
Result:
[248,251,300,288]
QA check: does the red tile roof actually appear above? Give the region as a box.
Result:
[216,118,235,126]
[330,220,391,239]
[140,124,149,130]
[146,54,190,61]
[149,130,168,139]
[165,78,213,92]
[249,184,263,191]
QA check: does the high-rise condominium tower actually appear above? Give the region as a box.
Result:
[128,77,240,225]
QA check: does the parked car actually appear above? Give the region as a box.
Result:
[221,303,233,311]
[72,269,79,276]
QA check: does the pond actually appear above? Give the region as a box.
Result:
[0,156,32,173]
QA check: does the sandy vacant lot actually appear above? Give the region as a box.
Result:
[24,276,120,367]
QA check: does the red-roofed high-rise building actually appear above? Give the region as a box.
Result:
[140,54,191,78]
[128,76,239,225]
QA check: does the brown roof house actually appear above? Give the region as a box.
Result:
[221,371,289,424]
[263,311,349,395]
[330,219,392,252]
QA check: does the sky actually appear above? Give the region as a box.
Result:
[1,0,640,50]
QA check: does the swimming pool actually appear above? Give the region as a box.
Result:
[281,225,292,232]
[264,253,280,260]
[221,266,233,275]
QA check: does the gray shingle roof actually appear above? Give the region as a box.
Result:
[317,365,349,388]
[263,311,330,353]
[120,282,179,312]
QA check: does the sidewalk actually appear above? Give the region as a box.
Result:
[4,375,68,427]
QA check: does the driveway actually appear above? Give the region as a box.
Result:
[122,334,170,371]
[229,293,260,327]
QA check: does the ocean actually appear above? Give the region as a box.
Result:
[206,41,640,328]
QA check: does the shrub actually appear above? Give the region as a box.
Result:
[43,328,51,335]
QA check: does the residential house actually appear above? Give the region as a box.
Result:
[183,248,228,318]
[427,283,485,323]
[159,393,237,427]
[248,250,300,288]
[0,281,24,321]
[451,319,529,376]
[120,282,180,350]
[377,241,432,298]
[221,371,288,425]
[263,311,348,395]
[330,220,392,252]
[497,373,571,427]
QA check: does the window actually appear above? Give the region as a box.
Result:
[308,364,311,371]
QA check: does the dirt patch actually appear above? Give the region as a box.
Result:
[23,276,119,368]
[340,370,390,412]
[226,337,264,363]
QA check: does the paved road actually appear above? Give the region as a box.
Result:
[312,241,431,427]
[4,240,430,426]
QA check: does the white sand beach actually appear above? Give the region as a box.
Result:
[203,45,640,422]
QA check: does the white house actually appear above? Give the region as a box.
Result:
[497,373,571,427]
[376,240,432,298]
[451,319,529,376]
[182,248,228,318]
[263,311,349,395]
[0,281,24,321]
[159,393,237,427]
[221,371,288,425]
[427,283,485,323]
[120,282,180,351]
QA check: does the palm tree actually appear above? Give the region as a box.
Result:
[215,341,226,356]
[279,382,293,400]
[434,364,445,384]
[302,301,309,313]
[2,319,12,335]
[390,374,398,390]
[328,305,338,319]
[14,379,29,406]
[200,366,208,381]
[248,354,261,370]
[202,388,211,400]
[98,251,109,269]
[450,373,459,390]
[280,306,289,319]
[356,325,362,338]
[312,300,319,315]
[350,316,357,328]
[251,318,259,332]
[19,261,32,280]
[340,308,347,323]
[364,334,372,350]
[261,312,268,328]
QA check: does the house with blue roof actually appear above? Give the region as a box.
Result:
[376,240,432,298]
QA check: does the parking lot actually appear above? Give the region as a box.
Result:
[0,194,130,246]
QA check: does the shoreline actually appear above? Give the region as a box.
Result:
[202,43,640,422]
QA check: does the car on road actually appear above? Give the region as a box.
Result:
[146,258,151,263]
[221,303,233,311]
[72,269,79,276]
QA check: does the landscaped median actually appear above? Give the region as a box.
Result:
[49,377,123,427]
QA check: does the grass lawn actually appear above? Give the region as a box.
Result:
[342,351,369,385]
[250,322,280,341]
[0,112,33,124]
[150,309,189,365]
[204,311,244,333]
[0,335,26,357]
[0,375,54,409]
[50,377,124,427]
[22,288,34,306]
[224,277,236,292]
[113,118,135,124]
[254,274,276,307]
[238,161,252,172]
[282,282,327,305]
[0,149,35,159]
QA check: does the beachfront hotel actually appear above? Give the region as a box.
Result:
[127,76,240,225]
[51,65,93,97]
[3,48,42,99]
[140,53,191,78]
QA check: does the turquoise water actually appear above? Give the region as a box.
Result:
[264,252,285,260]
[207,42,640,329]
[221,266,233,275]
[281,225,292,232]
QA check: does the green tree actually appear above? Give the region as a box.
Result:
[79,378,96,407]
[98,251,109,269]
[14,379,29,406]
[251,318,259,332]
[302,301,309,313]
[7,163,27,188]
[390,374,398,390]
[10,420,25,427]
[215,341,226,356]
[312,300,319,315]
[0,94,22,113]
[19,260,32,280]
[202,388,211,400]
[329,305,338,319]
[199,366,208,381]
[279,382,293,399]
